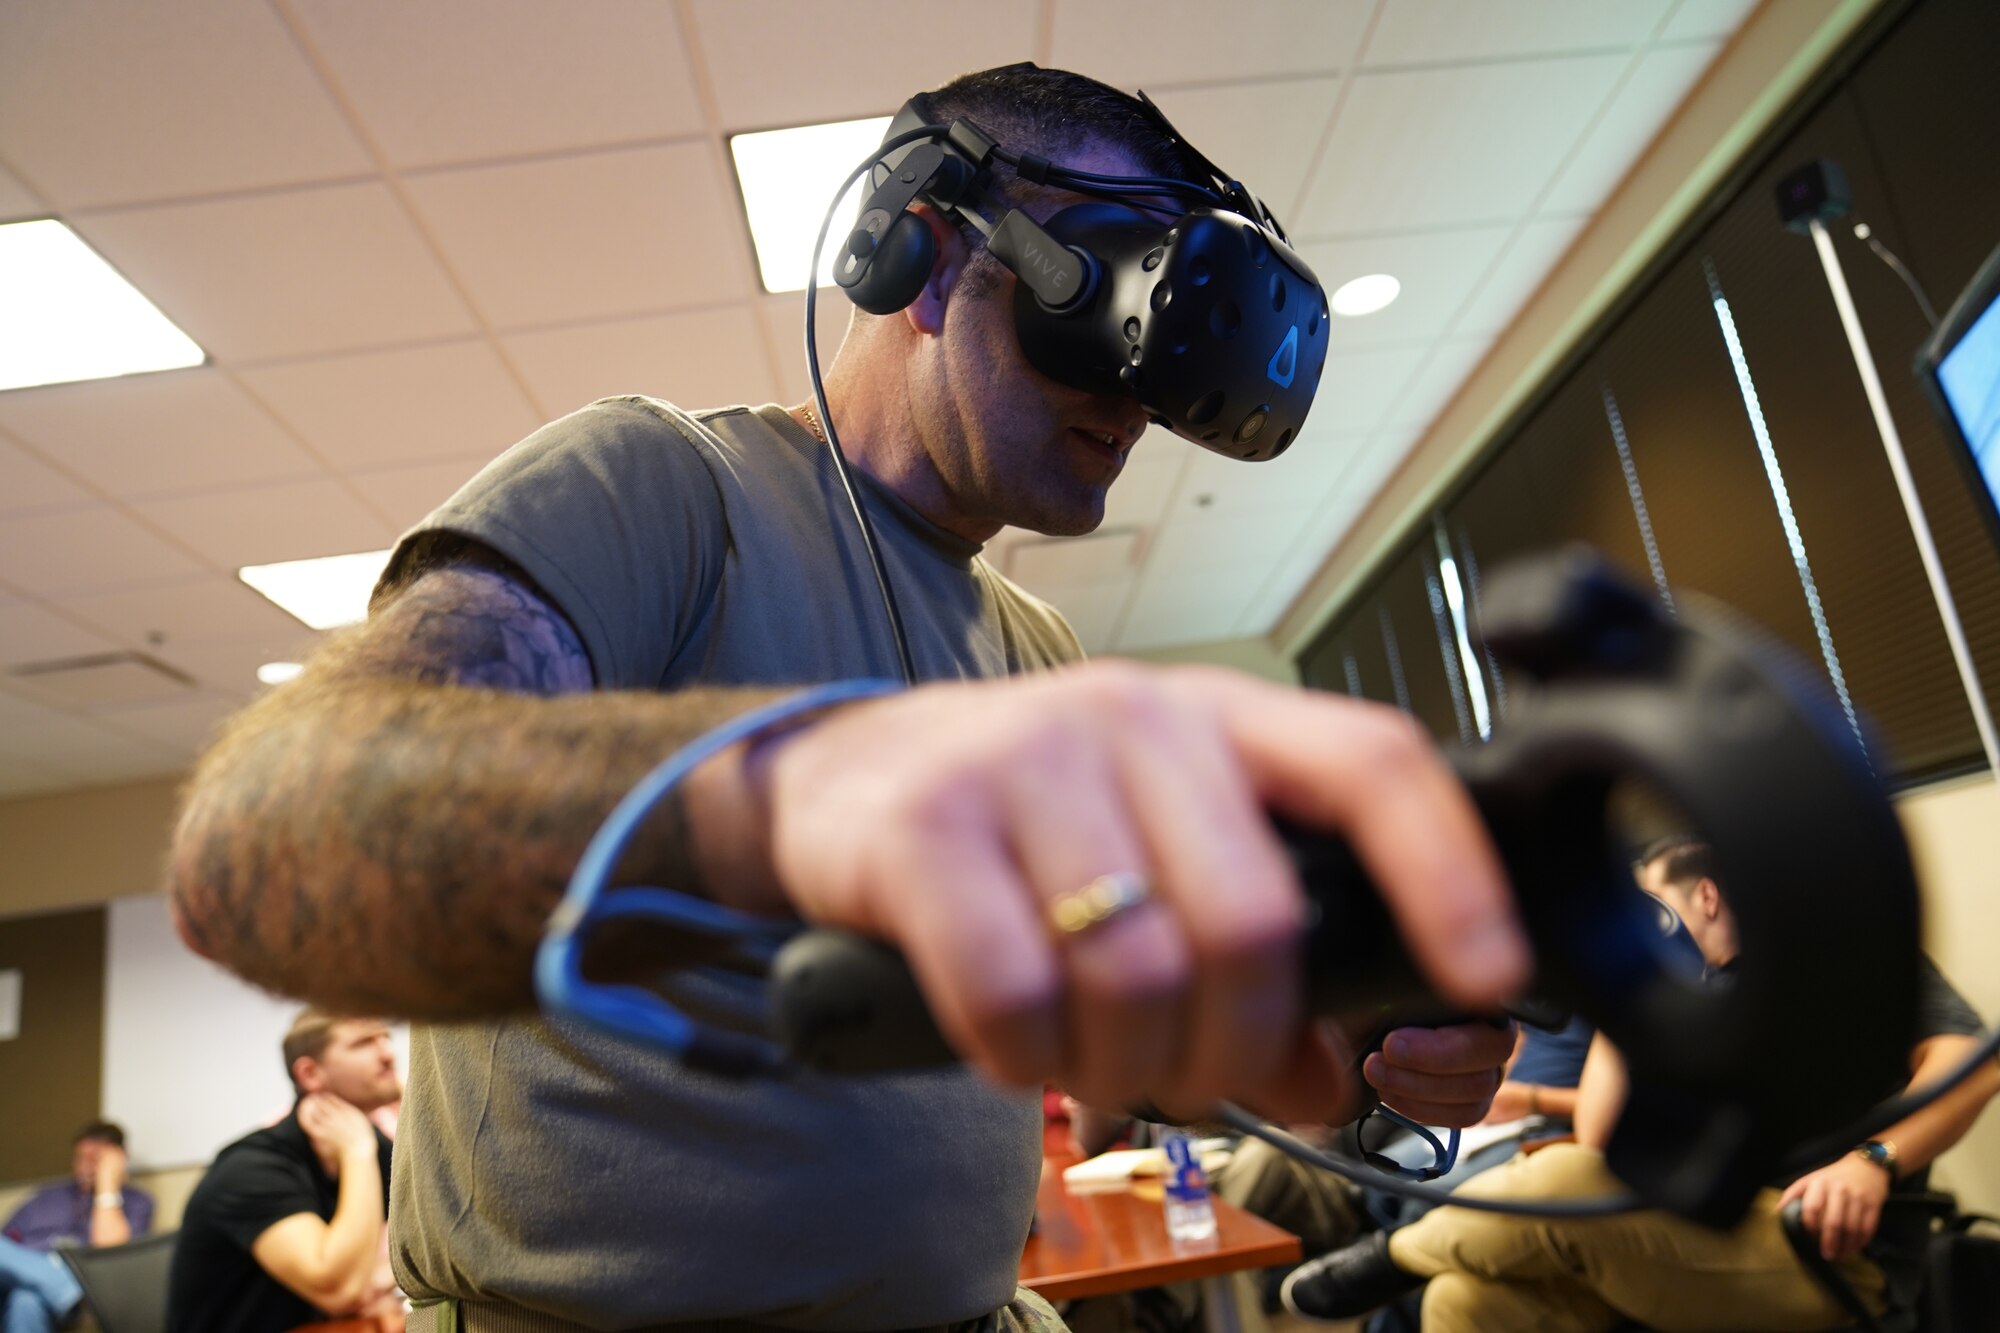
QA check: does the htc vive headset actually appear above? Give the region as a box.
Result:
[830,68,1329,461]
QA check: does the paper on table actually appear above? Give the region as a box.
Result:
[1061,1138,1234,1194]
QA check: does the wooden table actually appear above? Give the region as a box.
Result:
[1021,1126,1300,1326]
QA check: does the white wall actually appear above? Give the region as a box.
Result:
[102,896,409,1171]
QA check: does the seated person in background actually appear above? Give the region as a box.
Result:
[167,1010,402,1333]
[1,1120,154,1333]
[1280,838,2000,1332]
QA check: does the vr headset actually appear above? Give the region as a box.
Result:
[828,66,1329,462]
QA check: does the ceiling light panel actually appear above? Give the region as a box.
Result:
[0,219,204,392]
[731,117,891,294]
[238,549,393,630]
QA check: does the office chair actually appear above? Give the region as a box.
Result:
[55,1230,175,1333]
[1779,1192,1962,1333]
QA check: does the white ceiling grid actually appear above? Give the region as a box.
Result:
[0,0,1758,798]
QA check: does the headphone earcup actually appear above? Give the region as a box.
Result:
[840,213,936,316]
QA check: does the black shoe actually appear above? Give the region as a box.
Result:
[1279,1231,1423,1322]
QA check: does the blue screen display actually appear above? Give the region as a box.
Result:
[1939,292,2000,512]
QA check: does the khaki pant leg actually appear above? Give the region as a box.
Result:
[1212,1136,1363,1256]
[1388,1143,1886,1333]
[1387,1143,1620,1282]
[1421,1272,1621,1333]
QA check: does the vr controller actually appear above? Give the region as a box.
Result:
[764,549,1922,1226]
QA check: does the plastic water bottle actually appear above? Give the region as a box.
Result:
[1162,1131,1218,1243]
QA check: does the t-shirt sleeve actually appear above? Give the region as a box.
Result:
[199,1148,324,1252]
[374,397,730,689]
[1914,953,1984,1041]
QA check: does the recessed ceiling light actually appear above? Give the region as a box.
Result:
[1331,273,1402,318]
[238,549,393,630]
[0,218,205,392]
[257,662,304,686]
[730,116,893,294]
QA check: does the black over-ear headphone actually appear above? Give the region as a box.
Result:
[831,74,1329,462]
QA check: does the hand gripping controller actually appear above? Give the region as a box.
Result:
[765,548,1921,1225]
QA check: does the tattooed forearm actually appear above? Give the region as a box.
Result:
[165,555,781,1019]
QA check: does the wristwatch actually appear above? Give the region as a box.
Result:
[1854,1139,1899,1180]
[92,1191,123,1209]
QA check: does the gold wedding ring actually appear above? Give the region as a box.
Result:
[1047,871,1152,938]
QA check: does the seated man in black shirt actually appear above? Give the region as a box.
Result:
[168,1010,401,1333]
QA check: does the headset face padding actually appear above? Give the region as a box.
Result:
[838,210,938,316]
[1011,202,1328,460]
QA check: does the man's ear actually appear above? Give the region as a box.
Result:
[291,1058,323,1095]
[1695,877,1721,921]
[902,204,973,337]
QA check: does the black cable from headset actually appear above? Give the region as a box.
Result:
[1211,1102,1647,1218]
[1213,1023,2000,1219]
[802,125,949,689]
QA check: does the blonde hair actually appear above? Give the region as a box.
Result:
[281,1008,342,1091]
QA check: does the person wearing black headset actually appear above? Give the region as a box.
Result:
[165,65,1525,1333]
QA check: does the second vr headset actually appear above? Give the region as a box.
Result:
[830,69,1329,462]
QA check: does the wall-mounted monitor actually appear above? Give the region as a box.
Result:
[1918,239,2000,550]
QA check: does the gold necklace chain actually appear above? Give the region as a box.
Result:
[799,403,828,443]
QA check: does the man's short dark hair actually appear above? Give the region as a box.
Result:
[909,64,1209,293]
[74,1120,125,1149]
[1640,835,1716,891]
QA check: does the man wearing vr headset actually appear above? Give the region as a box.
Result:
[167,65,1526,1332]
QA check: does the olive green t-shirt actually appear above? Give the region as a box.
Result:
[381,398,1080,1328]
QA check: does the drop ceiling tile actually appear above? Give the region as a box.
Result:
[404,144,747,332]
[0,699,182,771]
[73,182,478,364]
[1144,506,1316,575]
[757,294,860,407]
[689,0,1038,129]
[0,435,94,514]
[1117,565,1262,652]
[242,340,540,472]
[1102,441,1188,529]
[0,161,45,220]
[64,575,311,649]
[156,635,327,696]
[1365,1,1670,66]
[0,600,123,666]
[0,369,323,500]
[98,692,247,752]
[503,305,778,420]
[345,457,493,534]
[0,0,370,209]
[1541,41,1721,215]
[1298,55,1627,234]
[35,729,192,787]
[1299,225,1513,349]
[1139,78,1339,224]
[1313,344,1432,435]
[1658,0,1762,43]
[1178,429,1371,516]
[0,507,205,595]
[1452,214,1590,337]
[134,478,396,570]
[290,0,706,168]
[1051,2,1370,87]
[1382,335,1495,430]
[1008,530,1144,588]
